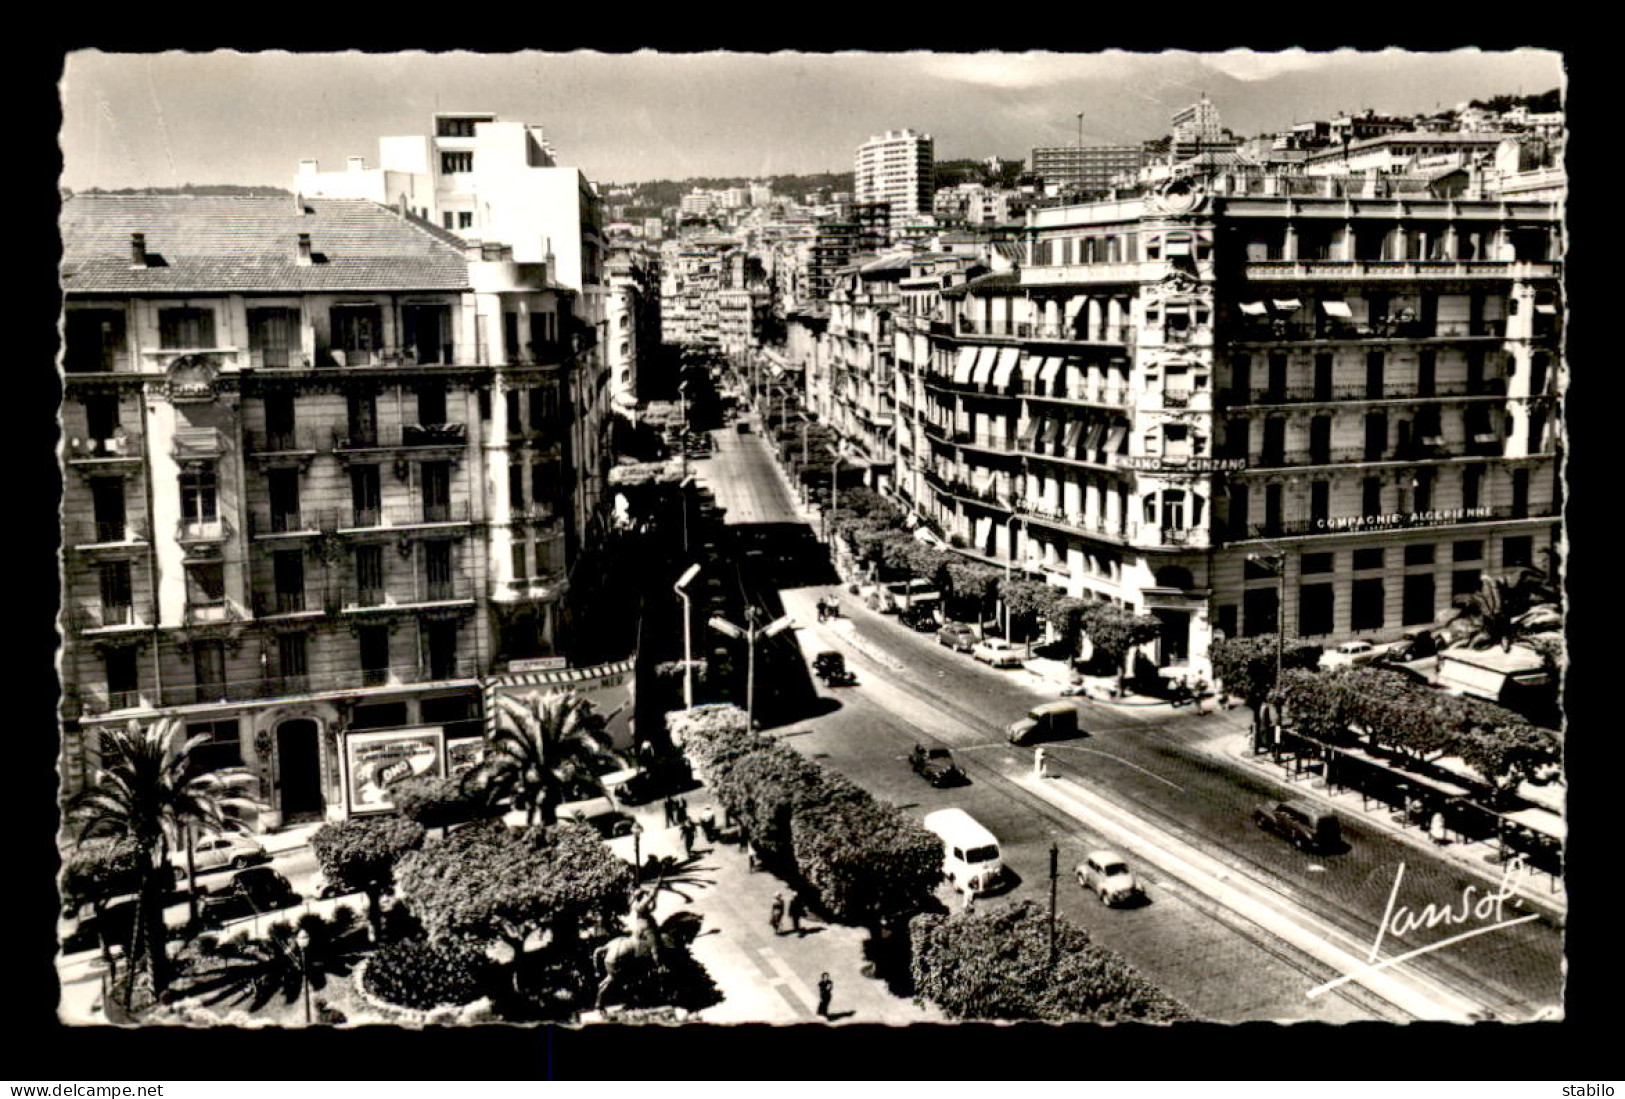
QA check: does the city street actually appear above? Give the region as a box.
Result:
[694,417,1565,1023]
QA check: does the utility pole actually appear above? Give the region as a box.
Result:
[1047,842,1059,969]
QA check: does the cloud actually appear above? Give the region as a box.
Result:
[914,52,1079,91]
[1201,48,1345,83]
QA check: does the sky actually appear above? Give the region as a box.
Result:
[59,49,1565,191]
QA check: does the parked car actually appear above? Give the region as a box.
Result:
[613,759,695,806]
[199,867,301,926]
[922,808,1004,896]
[1323,640,1378,668]
[900,603,939,632]
[937,622,979,652]
[1252,801,1343,853]
[1379,631,1439,664]
[869,579,941,614]
[813,650,856,686]
[735,421,751,434]
[971,638,1031,668]
[1006,701,1083,745]
[169,832,268,882]
[909,744,965,787]
[559,796,637,839]
[1076,850,1142,906]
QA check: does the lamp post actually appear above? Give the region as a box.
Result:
[1247,543,1289,753]
[1003,513,1026,639]
[675,563,701,709]
[824,446,847,544]
[294,927,312,1026]
[631,821,644,883]
[679,474,695,556]
[709,606,794,732]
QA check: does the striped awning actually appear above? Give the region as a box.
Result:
[1063,421,1084,451]
[1040,418,1061,445]
[954,347,977,384]
[1104,424,1128,454]
[1038,356,1064,386]
[992,347,1021,388]
[1017,420,1039,447]
[1019,354,1044,385]
[1085,421,1108,451]
[971,347,997,386]
[483,658,637,749]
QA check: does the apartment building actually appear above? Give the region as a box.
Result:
[825,254,915,482]
[882,175,1561,681]
[606,243,662,412]
[59,195,601,824]
[1031,145,1145,197]
[854,129,934,221]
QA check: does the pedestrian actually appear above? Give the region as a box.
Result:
[676,796,689,824]
[701,805,717,843]
[787,892,805,935]
[1430,810,1448,846]
[962,887,976,915]
[680,818,696,857]
[816,972,833,1018]
[662,797,675,828]
[747,842,761,873]
[770,892,785,935]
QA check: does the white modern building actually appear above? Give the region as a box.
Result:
[855,129,935,221]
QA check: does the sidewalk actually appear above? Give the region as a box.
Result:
[606,792,945,1025]
[1194,729,1567,915]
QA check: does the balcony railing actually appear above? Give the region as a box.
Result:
[71,603,152,633]
[313,344,471,369]
[1018,384,1132,406]
[71,518,149,547]
[1231,380,1509,406]
[247,511,326,538]
[337,576,476,610]
[333,423,470,452]
[338,501,473,530]
[1243,260,1561,281]
[183,601,243,626]
[1232,320,1511,342]
[251,591,322,618]
[244,428,328,456]
[146,657,483,710]
[64,429,144,464]
[176,517,232,544]
[1024,323,1135,345]
[1242,443,1485,470]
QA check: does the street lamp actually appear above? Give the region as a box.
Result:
[1003,513,1026,639]
[675,563,701,709]
[631,821,644,882]
[709,606,794,732]
[824,445,847,544]
[1247,544,1289,754]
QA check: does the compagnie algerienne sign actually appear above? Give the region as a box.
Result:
[1314,506,1497,533]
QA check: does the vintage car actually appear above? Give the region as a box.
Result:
[813,650,856,686]
[909,744,966,787]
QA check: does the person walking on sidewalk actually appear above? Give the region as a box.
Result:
[770,892,786,935]
[662,797,675,828]
[680,818,697,857]
[701,805,717,844]
[787,892,805,935]
[816,972,834,1018]
[1430,810,1448,846]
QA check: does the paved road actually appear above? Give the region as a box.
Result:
[693,418,1565,1023]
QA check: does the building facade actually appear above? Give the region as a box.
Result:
[1031,145,1145,197]
[59,195,606,825]
[854,129,934,221]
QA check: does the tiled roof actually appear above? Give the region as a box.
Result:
[941,270,1021,299]
[61,194,471,294]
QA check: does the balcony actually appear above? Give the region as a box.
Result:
[1232,320,1511,343]
[70,518,149,549]
[333,423,470,453]
[337,576,476,611]
[1024,322,1135,346]
[183,600,243,627]
[313,344,476,369]
[338,501,472,531]
[245,428,328,456]
[176,516,232,548]
[148,657,483,710]
[65,429,144,466]
[1019,384,1132,407]
[71,602,151,634]
[1231,380,1509,407]
[171,427,226,462]
[252,591,325,619]
[1013,500,1129,542]
[1243,260,1561,281]
[1225,501,1562,542]
[1240,443,1482,471]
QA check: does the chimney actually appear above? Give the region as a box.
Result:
[129,233,147,268]
[347,156,366,173]
[296,233,313,266]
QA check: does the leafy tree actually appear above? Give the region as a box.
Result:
[310,816,426,941]
[1275,668,1351,746]
[479,690,620,826]
[1443,571,1560,652]
[910,901,1190,1022]
[997,577,1055,643]
[170,908,369,1016]
[387,774,500,835]
[393,820,633,968]
[1452,700,1562,805]
[790,795,942,926]
[362,937,500,1012]
[1209,636,1325,715]
[68,717,258,999]
[61,836,144,964]
[1079,603,1163,693]
[943,561,1000,623]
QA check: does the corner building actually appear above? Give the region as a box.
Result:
[900,176,1562,681]
[59,195,602,825]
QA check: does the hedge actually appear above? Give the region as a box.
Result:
[668,704,941,923]
[361,937,499,1011]
[910,900,1190,1023]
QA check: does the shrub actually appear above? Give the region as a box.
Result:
[362,938,498,1011]
[791,795,941,925]
[910,901,1190,1023]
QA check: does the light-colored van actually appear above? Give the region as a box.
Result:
[923,808,1004,895]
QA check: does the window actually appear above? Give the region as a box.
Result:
[443,212,455,231]
[1364,413,1388,461]
[178,465,218,525]
[1351,579,1385,631]
[192,640,227,699]
[1313,354,1333,400]
[65,309,127,373]
[331,306,382,364]
[1242,587,1279,637]
[425,620,459,680]
[355,545,385,605]
[505,389,523,431]
[104,646,139,709]
[346,391,378,446]
[186,719,241,773]
[1365,351,1385,398]
[417,382,448,426]
[264,392,296,450]
[532,460,560,505]
[353,700,407,729]
[1511,468,1530,518]
[1266,353,1288,400]
[186,562,225,614]
[1231,354,1251,397]
[1413,469,1434,513]
[1503,536,1533,569]
[1298,583,1335,637]
[1225,418,1249,459]
[1262,418,1285,464]
[1310,481,1330,526]
[1353,548,1384,571]
[1227,483,1248,537]
[512,541,528,581]
[1453,540,1484,562]
[1452,568,1482,597]
[350,465,381,526]
[98,561,132,623]
[91,478,126,542]
[1301,552,1334,575]
[1362,477,1382,519]
[508,465,525,509]
[84,395,121,442]
[1463,466,1482,511]
[268,468,301,533]
[159,308,216,350]
[359,626,390,687]
[1417,350,1436,398]
[441,151,473,174]
[421,462,452,522]
[1264,483,1282,534]
[278,633,308,690]
[437,117,479,137]
[424,541,454,601]
[1404,544,1435,566]
[458,211,474,230]
[1403,573,1435,626]
[248,307,299,368]
[1309,417,1331,464]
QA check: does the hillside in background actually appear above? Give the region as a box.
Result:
[65,184,295,198]
[612,171,855,212]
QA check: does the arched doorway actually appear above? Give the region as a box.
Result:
[277,718,323,822]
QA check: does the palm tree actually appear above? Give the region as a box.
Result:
[478,691,621,826]
[67,717,258,1002]
[1444,571,1561,653]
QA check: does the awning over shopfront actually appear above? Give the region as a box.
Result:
[1017,419,1039,448]
[1038,356,1064,388]
[484,658,637,753]
[1104,424,1128,454]
[992,347,1021,388]
[1321,300,1353,317]
[1273,299,1302,312]
[954,347,977,384]
[1062,420,1084,452]
[1504,807,1566,841]
[1019,354,1044,387]
[1240,301,1268,315]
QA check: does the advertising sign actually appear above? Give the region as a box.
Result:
[447,737,484,778]
[344,726,445,814]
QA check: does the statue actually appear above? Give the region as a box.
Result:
[593,874,676,1011]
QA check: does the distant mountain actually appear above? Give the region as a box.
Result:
[1468,88,1562,115]
[65,184,294,197]
[613,172,855,210]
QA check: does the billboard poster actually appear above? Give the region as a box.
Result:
[344,726,445,814]
[447,737,484,778]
